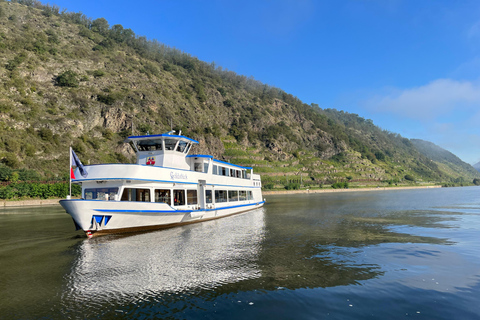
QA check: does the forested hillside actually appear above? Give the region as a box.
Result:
[0,0,478,190]
[411,139,479,182]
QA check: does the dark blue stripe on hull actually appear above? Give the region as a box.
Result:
[93,201,265,214]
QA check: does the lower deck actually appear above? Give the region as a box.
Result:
[82,182,262,212]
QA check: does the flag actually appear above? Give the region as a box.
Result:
[71,149,88,178]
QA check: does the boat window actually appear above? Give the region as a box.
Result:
[176,141,188,153]
[228,190,238,202]
[187,190,197,205]
[173,189,185,206]
[155,189,171,205]
[215,190,227,203]
[137,139,162,151]
[206,190,213,203]
[213,165,218,175]
[236,170,241,178]
[84,188,118,200]
[239,190,247,201]
[164,139,178,151]
[120,188,150,202]
[204,163,209,173]
[184,143,192,154]
[230,169,235,177]
[247,191,253,200]
[221,167,228,176]
[194,163,203,172]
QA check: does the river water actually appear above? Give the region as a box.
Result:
[1,186,479,319]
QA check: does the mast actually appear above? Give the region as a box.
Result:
[68,146,72,199]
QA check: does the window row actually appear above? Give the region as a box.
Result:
[208,190,253,203]
[136,139,192,154]
[84,187,254,206]
[212,165,247,179]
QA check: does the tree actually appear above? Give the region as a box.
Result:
[473,178,480,186]
[91,17,109,35]
[374,151,385,161]
[110,24,123,39]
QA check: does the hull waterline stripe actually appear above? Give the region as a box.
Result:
[93,201,265,214]
[84,206,262,238]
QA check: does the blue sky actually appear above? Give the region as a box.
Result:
[48,0,480,164]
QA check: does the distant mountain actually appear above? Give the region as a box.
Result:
[411,139,480,181]
[474,161,480,173]
[0,1,477,187]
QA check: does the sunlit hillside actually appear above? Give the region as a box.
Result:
[0,1,478,188]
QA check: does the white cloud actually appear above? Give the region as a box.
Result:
[365,79,480,121]
[452,56,480,79]
[362,79,480,164]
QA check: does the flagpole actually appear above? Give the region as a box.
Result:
[68,146,72,199]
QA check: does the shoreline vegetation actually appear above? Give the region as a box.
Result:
[263,185,442,195]
[0,184,447,209]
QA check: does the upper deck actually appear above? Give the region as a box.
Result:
[126,131,198,169]
[119,131,256,181]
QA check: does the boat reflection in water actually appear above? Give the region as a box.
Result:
[61,208,265,312]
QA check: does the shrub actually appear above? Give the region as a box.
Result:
[56,70,79,87]
[285,182,300,190]
[217,87,227,97]
[223,99,234,107]
[17,168,41,181]
[332,182,349,189]
[0,182,80,200]
[263,183,274,190]
[2,154,19,168]
[374,151,385,161]
[97,94,115,105]
[404,174,415,181]
[5,53,27,71]
[93,70,105,78]
[0,165,13,181]
[38,127,54,140]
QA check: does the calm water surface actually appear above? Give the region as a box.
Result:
[1,187,480,319]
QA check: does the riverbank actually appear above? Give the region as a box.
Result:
[263,185,442,195]
[0,185,442,208]
[0,198,62,209]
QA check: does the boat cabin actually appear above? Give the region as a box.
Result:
[126,131,198,170]
[125,131,253,179]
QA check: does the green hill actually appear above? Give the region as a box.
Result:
[0,1,478,190]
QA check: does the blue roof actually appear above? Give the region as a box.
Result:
[213,159,252,170]
[188,155,252,170]
[186,154,214,159]
[126,134,199,144]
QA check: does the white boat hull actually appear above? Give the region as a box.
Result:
[60,199,265,237]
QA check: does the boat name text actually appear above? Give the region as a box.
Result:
[170,171,188,180]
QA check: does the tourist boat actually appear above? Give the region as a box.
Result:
[60,131,264,238]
